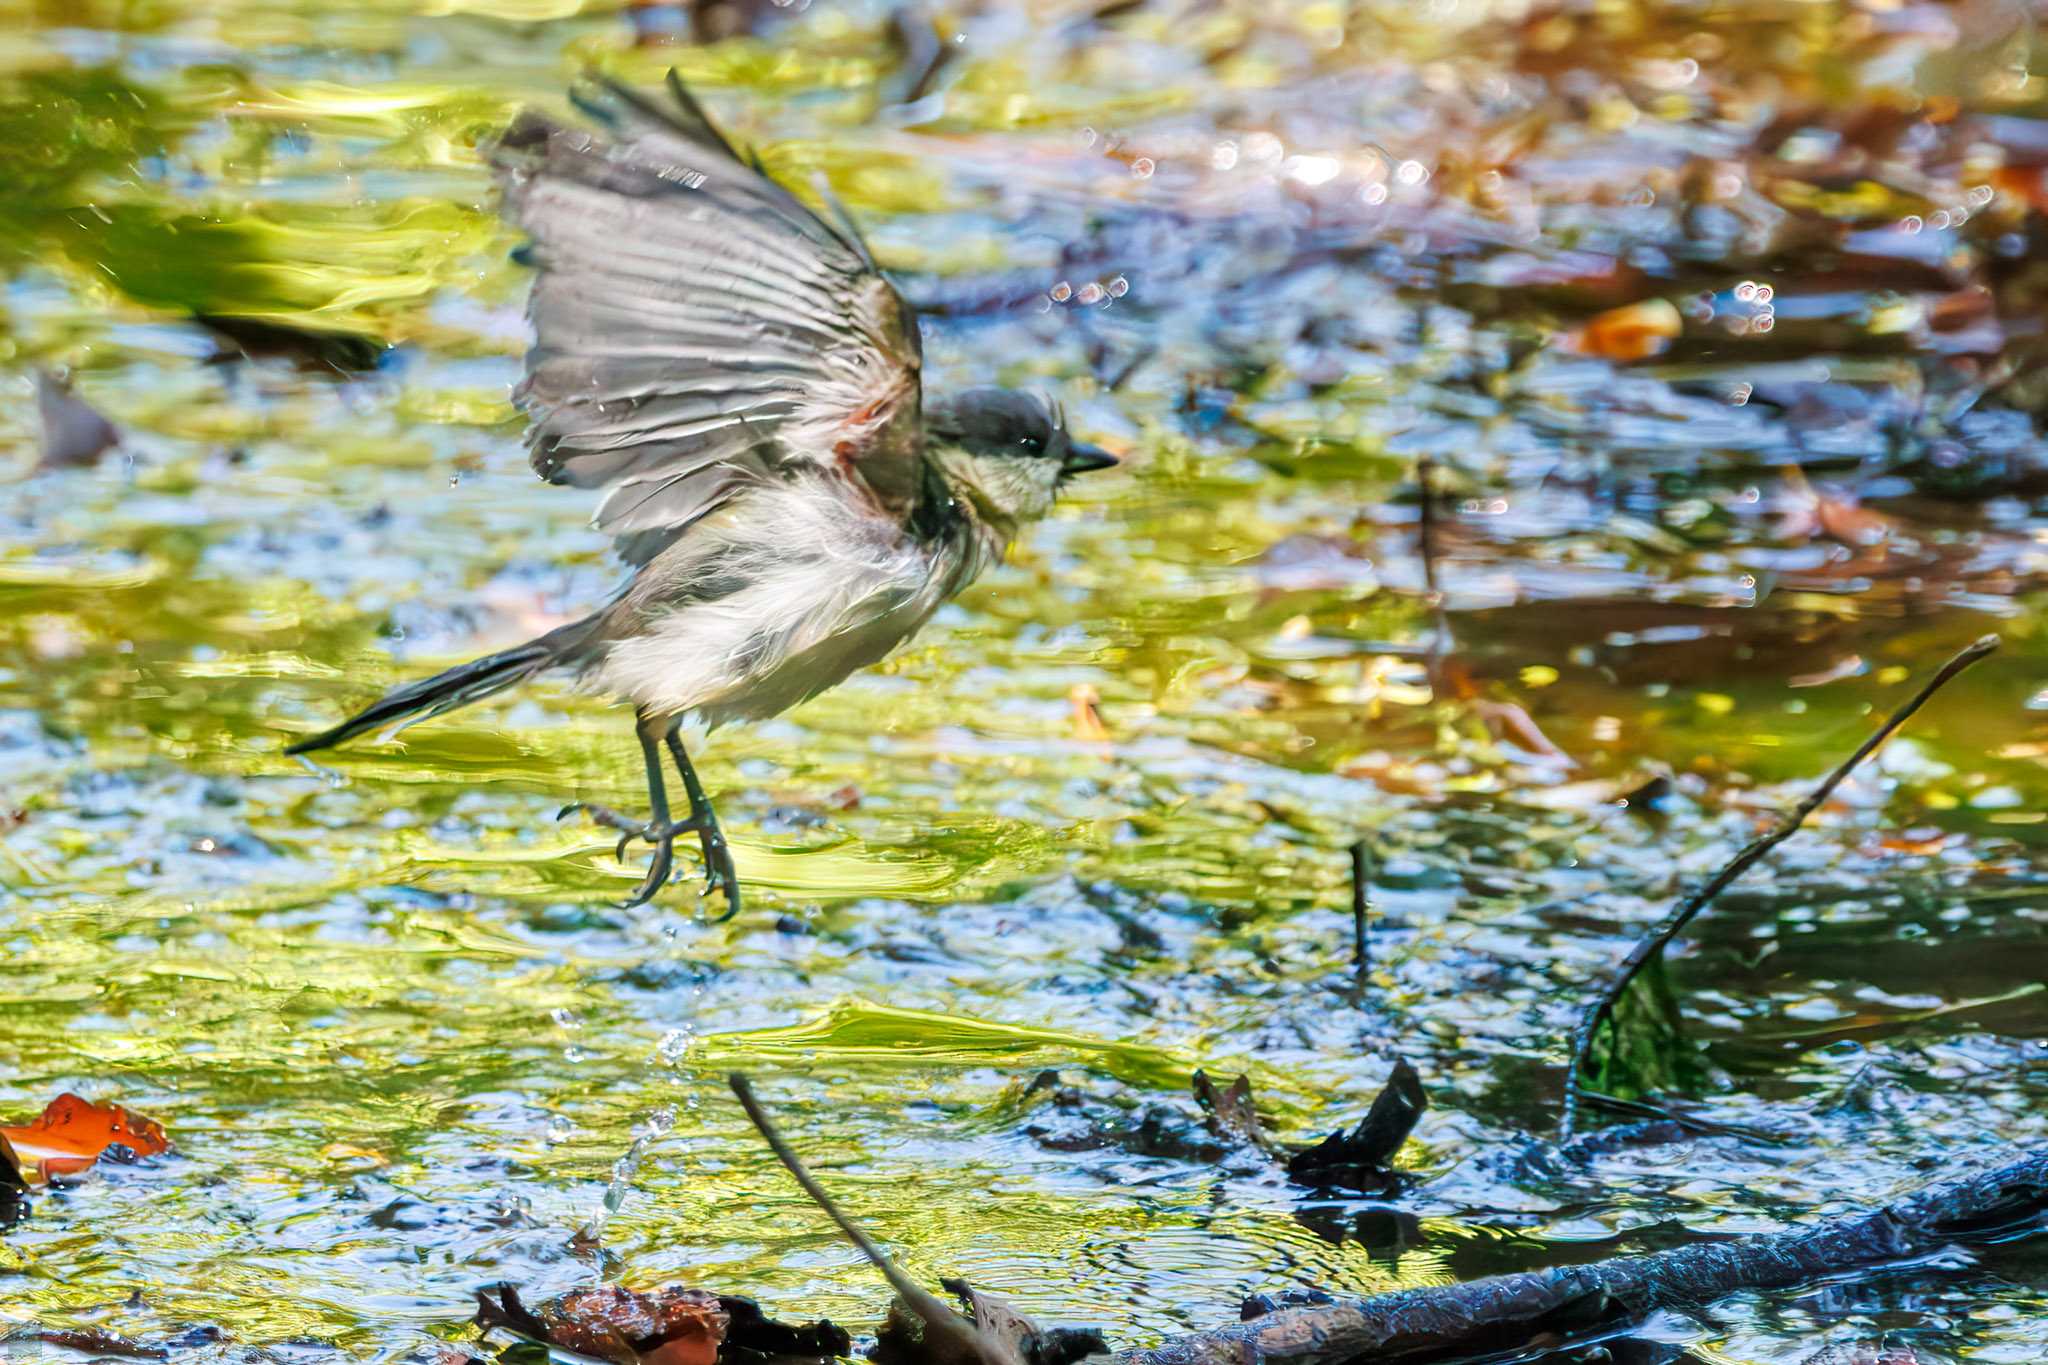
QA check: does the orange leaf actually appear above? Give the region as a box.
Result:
[1564,298,1682,361]
[0,1093,170,1182]
[1068,683,1110,742]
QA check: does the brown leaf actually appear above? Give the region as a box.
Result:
[939,1282,1039,1361]
[1068,684,1109,742]
[0,1093,170,1182]
[544,1287,728,1365]
[1191,1072,1281,1156]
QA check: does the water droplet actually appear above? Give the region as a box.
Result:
[1361,183,1388,205]
[1734,281,1757,302]
[1131,157,1155,179]
[1077,282,1104,304]
[1106,276,1129,298]
[1395,159,1428,185]
[1900,215,1923,233]
[1049,281,1072,303]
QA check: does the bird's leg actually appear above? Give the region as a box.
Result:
[557,712,738,914]
[558,710,685,908]
[665,721,740,920]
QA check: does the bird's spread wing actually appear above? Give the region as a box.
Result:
[490,74,925,564]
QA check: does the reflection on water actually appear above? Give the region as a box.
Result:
[3,1,2048,1361]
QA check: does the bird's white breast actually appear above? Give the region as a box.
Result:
[583,475,1002,726]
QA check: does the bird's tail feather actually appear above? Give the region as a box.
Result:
[286,617,598,756]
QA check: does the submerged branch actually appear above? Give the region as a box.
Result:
[1119,1148,2048,1365]
[1561,633,2000,1138]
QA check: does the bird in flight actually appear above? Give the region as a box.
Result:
[288,74,1118,916]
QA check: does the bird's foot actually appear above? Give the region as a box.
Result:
[558,803,739,916]
[691,814,740,922]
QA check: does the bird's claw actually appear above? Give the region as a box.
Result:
[562,802,735,915]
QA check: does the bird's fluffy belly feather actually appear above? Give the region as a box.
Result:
[579,479,988,725]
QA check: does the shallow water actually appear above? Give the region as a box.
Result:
[4,2,2048,1362]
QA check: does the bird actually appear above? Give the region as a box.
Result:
[286,73,1118,917]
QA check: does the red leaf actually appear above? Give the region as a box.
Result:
[0,1093,171,1182]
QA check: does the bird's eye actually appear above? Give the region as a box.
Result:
[1020,436,1043,454]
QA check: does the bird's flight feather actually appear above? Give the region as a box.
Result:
[489,74,926,565]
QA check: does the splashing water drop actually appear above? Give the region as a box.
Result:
[577,1105,678,1246]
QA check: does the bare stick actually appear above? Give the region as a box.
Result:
[727,1074,1017,1365]
[1561,634,2000,1139]
[1416,457,1451,680]
[1349,839,1371,976]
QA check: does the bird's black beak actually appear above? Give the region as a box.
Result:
[1060,441,1119,478]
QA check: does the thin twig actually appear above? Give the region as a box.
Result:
[728,1074,1019,1365]
[1349,839,1371,976]
[1415,457,1451,681]
[1561,633,2000,1139]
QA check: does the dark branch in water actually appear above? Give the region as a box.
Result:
[1561,633,2001,1138]
[1415,457,1449,679]
[1118,1148,2048,1365]
[1348,839,1371,977]
[728,1074,1022,1365]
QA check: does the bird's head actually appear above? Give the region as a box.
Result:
[925,388,1117,529]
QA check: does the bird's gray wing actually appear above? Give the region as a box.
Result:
[489,74,925,565]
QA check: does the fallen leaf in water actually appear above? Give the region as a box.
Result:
[1563,298,1681,361]
[1068,683,1109,742]
[873,1277,1103,1365]
[545,1286,725,1365]
[20,1330,170,1360]
[478,1284,851,1365]
[1775,467,1893,548]
[1191,1071,1281,1156]
[0,1093,170,1182]
[1790,654,1867,688]
[1799,1344,1949,1365]
[1287,1057,1426,1192]
[34,370,121,469]
[1473,699,1576,767]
